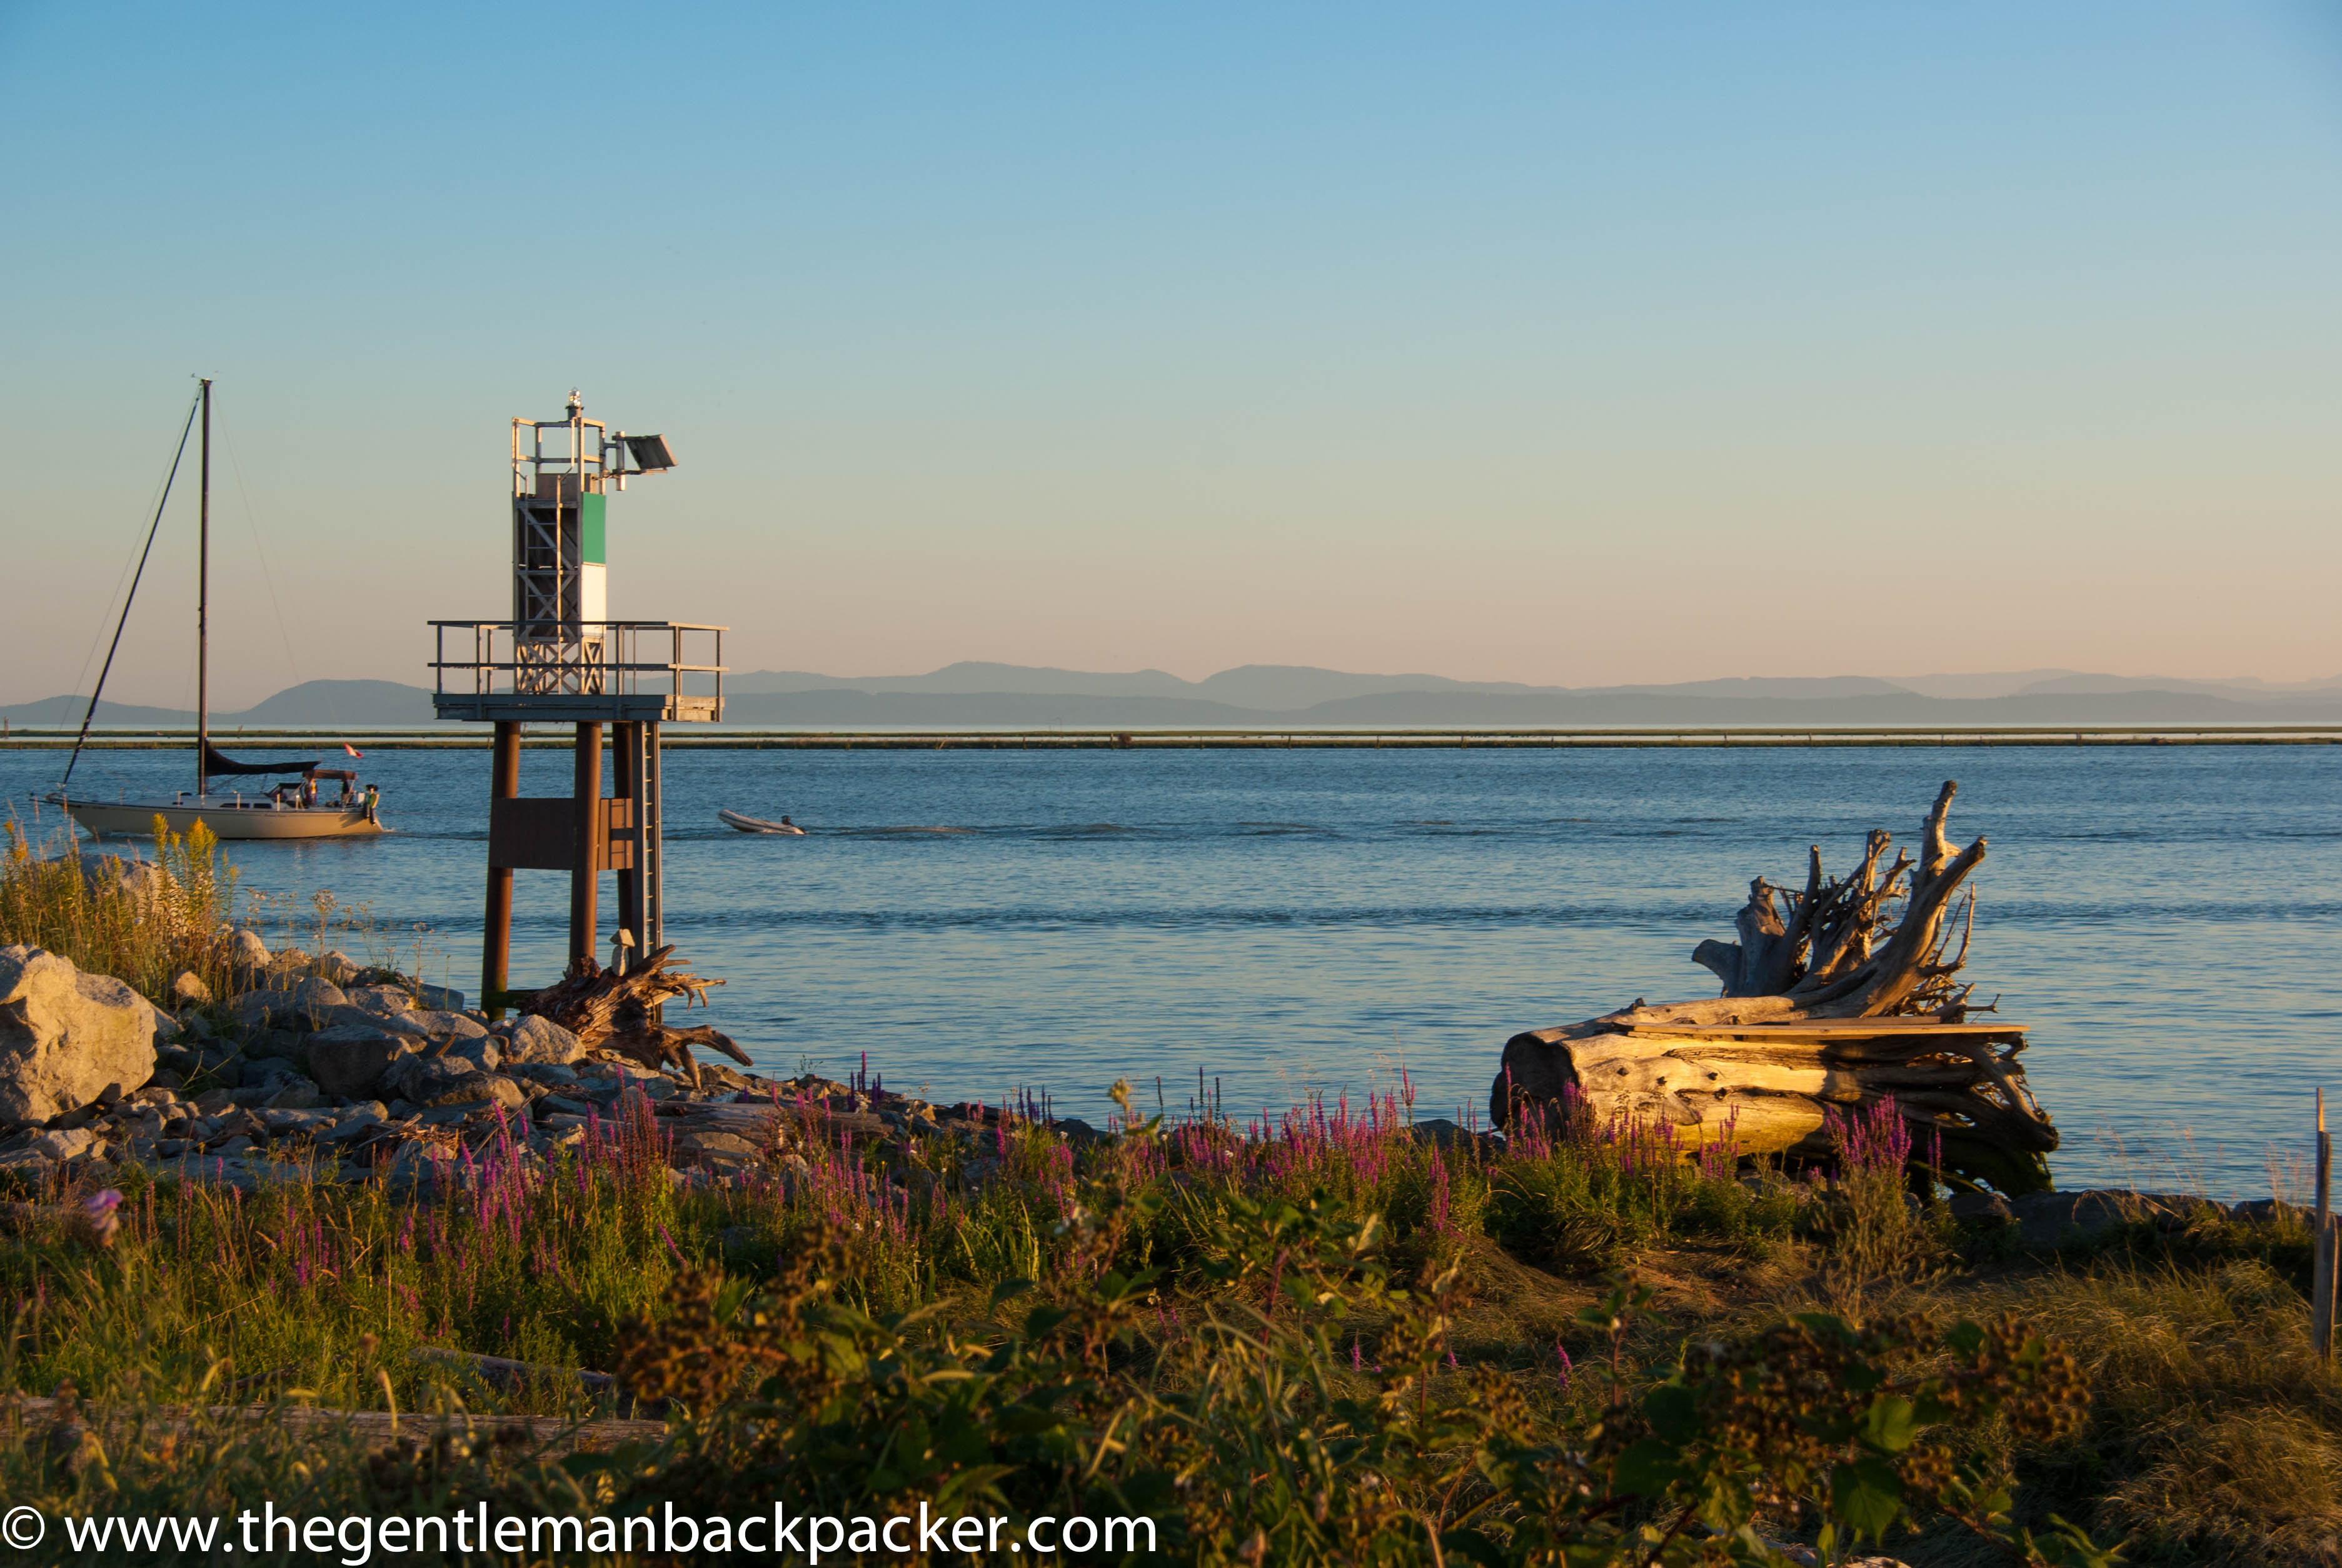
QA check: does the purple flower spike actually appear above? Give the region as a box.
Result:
[79,1188,124,1246]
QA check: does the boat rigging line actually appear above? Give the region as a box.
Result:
[57,383,203,796]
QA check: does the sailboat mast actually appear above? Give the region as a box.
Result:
[197,378,211,798]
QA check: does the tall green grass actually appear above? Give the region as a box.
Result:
[1,816,238,1001]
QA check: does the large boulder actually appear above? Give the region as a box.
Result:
[244,1028,306,1062]
[288,977,349,1019]
[313,950,362,987]
[0,946,161,1123]
[444,1036,501,1072]
[233,988,299,1033]
[223,927,270,973]
[504,1015,585,1066]
[344,985,413,1016]
[383,1053,521,1110]
[406,1009,487,1041]
[301,1025,416,1101]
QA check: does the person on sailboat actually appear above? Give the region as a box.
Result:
[364,783,379,823]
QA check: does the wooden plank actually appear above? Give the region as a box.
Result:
[1621,1018,2025,1040]
[490,796,635,871]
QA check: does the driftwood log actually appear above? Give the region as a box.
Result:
[1492,781,2059,1193]
[524,945,753,1088]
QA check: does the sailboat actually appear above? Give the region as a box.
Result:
[49,380,388,842]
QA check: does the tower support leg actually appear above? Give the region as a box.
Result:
[614,721,640,948]
[569,721,603,968]
[483,720,520,1018]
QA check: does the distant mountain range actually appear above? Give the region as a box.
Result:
[8,666,2342,730]
[0,680,438,728]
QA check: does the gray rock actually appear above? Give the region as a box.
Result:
[233,989,299,1032]
[289,977,349,1018]
[206,1133,254,1156]
[245,1028,305,1061]
[256,1107,335,1135]
[2009,1189,2228,1251]
[1949,1191,2015,1225]
[191,1088,238,1115]
[1408,1118,1473,1149]
[415,984,465,1012]
[383,1138,457,1180]
[299,1025,416,1101]
[503,1015,584,1066]
[511,1060,581,1087]
[0,1147,54,1180]
[29,1126,99,1162]
[0,945,163,1123]
[317,1107,386,1143]
[224,927,271,971]
[313,950,362,986]
[263,1080,326,1111]
[676,1130,760,1165]
[463,1074,528,1113]
[168,970,212,1007]
[444,1036,501,1072]
[238,1055,304,1089]
[384,1053,480,1107]
[344,985,413,1017]
[406,1010,488,1042]
[2233,1198,2300,1225]
[306,1002,400,1034]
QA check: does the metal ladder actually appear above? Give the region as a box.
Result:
[637,720,663,952]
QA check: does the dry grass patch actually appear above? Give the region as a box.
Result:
[1921,1258,2342,1566]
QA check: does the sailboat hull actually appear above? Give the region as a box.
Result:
[64,797,386,841]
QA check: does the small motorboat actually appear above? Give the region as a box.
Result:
[720,809,805,835]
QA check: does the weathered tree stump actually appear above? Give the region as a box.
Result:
[525,945,752,1088]
[1492,781,2059,1193]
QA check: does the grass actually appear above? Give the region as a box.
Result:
[3,858,2337,1564]
[2,815,238,1002]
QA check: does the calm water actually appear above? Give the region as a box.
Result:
[11,743,2338,1198]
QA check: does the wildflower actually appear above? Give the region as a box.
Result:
[79,1188,124,1247]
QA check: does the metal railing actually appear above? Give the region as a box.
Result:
[428,621,726,720]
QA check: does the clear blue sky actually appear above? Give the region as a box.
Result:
[3,3,2338,705]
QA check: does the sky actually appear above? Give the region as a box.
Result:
[2,3,2339,708]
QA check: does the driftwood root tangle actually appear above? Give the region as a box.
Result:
[525,945,751,1088]
[1492,781,2058,1194]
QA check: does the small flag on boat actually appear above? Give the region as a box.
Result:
[343,742,364,758]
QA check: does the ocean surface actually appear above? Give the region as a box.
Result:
[9,742,2336,1199]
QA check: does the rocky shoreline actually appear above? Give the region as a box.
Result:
[1,934,1098,1202]
[0,935,2310,1249]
